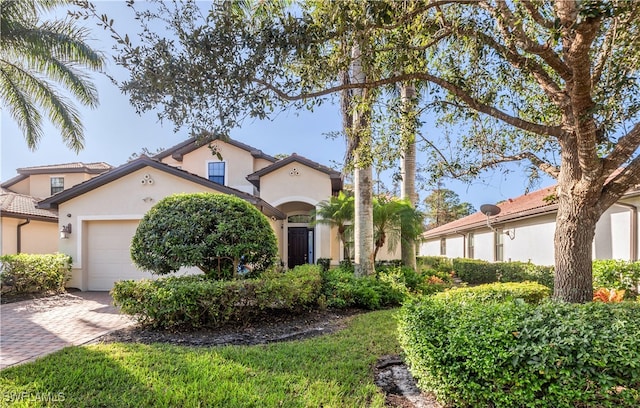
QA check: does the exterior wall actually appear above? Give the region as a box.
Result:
[259,162,332,205]
[6,178,30,195]
[176,143,256,193]
[254,158,274,172]
[1,217,58,255]
[499,214,556,265]
[26,173,93,198]
[594,196,640,261]
[58,167,228,289]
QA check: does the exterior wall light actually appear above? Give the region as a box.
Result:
[60,223,72,239]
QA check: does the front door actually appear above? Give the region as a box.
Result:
[288,227,311,268]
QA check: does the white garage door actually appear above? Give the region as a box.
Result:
[87,220,147,291]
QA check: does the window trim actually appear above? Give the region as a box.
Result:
[467,232,474,259]
[206,161,226,185]
[50,176,64,195]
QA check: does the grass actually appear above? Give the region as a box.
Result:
[0,309,401,407]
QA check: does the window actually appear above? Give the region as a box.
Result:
[207,162,225,185]
[495,229,504,262]
[287,214,312,223]
[467,232,474,259]
[440,238,447,256]
[51,177,64,195]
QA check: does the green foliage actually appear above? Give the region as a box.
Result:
[0,253,71,295]
[1,0,103,151]
[398,295,640,407]
[434,281,551,305]
[593,259,640,298]
[316,258,331,272]
[452,258,499,284]
[112,265,322,329]
[423,188,475,229]
[130,193,278,277]
[320,267,404,310]
[450,258,554,290]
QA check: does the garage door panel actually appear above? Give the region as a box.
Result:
[87,220,146,291]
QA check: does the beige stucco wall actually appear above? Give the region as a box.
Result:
[1,217,58,255]
[27,173,94,198]
[5,178,30,195]
[176,143,256,193]
[259,162,332,205]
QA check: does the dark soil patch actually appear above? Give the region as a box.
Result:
[96,308,362,347]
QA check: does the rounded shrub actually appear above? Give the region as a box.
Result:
[131,193,278,278]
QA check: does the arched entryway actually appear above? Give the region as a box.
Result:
[276,201,316,268]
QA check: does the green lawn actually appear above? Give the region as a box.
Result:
[0,309,401,407]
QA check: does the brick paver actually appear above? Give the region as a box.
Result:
[0,292,134,370]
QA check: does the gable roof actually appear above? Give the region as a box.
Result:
[0,188,58,221]
[154,135,277,163]
[37,156,286,220]
[1,162,112,189]
[423,185,558,238]
[247,153,343,192]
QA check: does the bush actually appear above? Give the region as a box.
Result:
[320,267,405,309]
[112,264,322,329]
[0,253,71,295]
[417,256,453,274]
[316,258,331,272]
[593,259,640,298]
[130,193,278,278]
[435,281,551,304]
[398,296,640,407]
[452,258,499,284]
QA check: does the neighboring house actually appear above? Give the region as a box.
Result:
[1,162,112,255]
[28,135,383,291]
[420,185,640,265]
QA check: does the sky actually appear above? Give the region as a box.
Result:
[0,1,553,210]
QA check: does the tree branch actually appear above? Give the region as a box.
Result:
[600,155,640,210]
[603,122,640,173]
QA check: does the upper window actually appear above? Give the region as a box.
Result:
[467,232,475,259]
[50,177,64,195]
[495,229,504,262]
[207,162,225,185]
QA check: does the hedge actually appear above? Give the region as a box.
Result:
[112,264,322,329]
[593,259,640,298]
[434,281,551,304]
[0,253,71,295]
[398,286,640,407]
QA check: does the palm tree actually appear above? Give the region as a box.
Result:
[373,196,424,262]
[0,0,103,151]
[312,191,355,261]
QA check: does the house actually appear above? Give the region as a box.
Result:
[1,162,112,255]
[420,185,640,265]
[13,135,380,291]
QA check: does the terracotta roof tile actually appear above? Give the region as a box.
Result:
[0,189,58,220]
[17,162,112,173]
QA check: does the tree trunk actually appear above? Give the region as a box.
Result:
[400,82,418,271]
[351,41,375,277]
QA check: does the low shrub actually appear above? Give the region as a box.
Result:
[112,265,322,329]
[0,253,71,295]
[451,258,498,284]
[435,281,551,304]
[316,258,332,272]
[320,267,405,309]
[398,296,640,407]
[593,259,640,298]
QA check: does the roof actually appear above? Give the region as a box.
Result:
[423,185,558,238]
[0,188,58,221]
[1,162,112,189]
[247,153,343,192]
[154,135,278,163]
[37,156,286,220]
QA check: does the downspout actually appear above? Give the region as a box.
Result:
[17,219,30,253]
[614,202,637,261]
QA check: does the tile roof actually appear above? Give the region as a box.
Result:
[423,185,558,237]
[155,135,277,163]
[17,162,112,173]
[0,188,58,220]
[37,156,286,220]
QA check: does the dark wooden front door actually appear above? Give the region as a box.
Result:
[288,227,309,268]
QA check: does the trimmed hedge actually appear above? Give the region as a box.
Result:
[320,267,405,309]
[449,258,555,289]
[434,281,551,304]
[112,264,322,329]
[0,253,71,295]
[398,286,640,407]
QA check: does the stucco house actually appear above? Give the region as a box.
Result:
[420,184,639,265]
[1,135,389,291]
[1,162,112,255]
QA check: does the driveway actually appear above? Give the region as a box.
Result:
[0,291,134,370]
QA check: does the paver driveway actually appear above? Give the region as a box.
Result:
[0,291,134,370]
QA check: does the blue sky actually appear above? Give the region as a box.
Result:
[0,1,552,210]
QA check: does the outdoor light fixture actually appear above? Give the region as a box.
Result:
[60,223,72,239]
